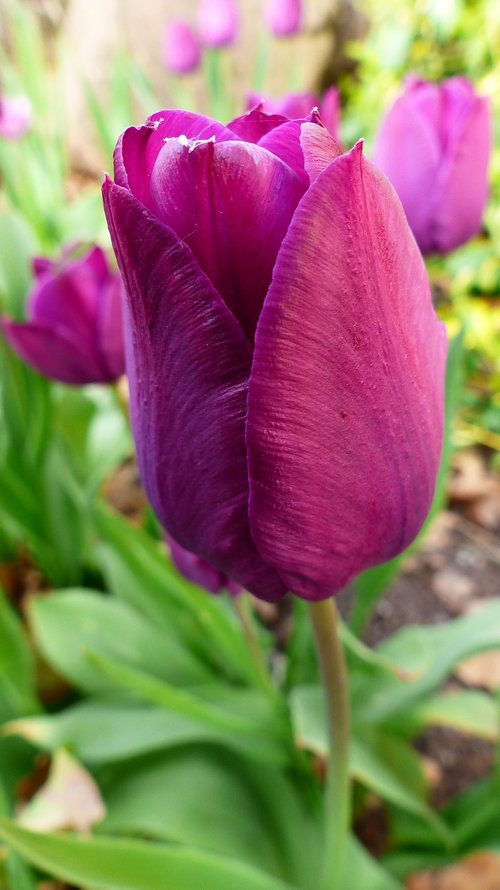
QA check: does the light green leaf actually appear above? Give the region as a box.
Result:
[289,686,452,845]
[344,837,403,890]
[0,590,39,719]
[0,818,297,890]
[0,212,35,317]
[28,589,210,693]
[411,690,499,742]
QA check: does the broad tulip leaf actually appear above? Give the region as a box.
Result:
[289,685,452,844]
[410,690,499,742]
[0,818,297,890]
[344,837,403,890]
[28,589,210,693]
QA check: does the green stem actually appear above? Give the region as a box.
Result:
[233,593,276,696]
[308,598,351,890]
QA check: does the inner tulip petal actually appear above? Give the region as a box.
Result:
[148,137,306,340]
[247,143,447,601]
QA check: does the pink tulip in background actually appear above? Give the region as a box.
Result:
[374,76,491,255]
[103,107,446,602]
[163,20,201,75]
[198,0,238,48]
[0,95,31,139]
[248,86,340,139]
[2,245,125,385]
[264,0,302,37]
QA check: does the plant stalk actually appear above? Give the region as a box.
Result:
[308,598,351,890]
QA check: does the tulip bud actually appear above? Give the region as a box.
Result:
[264,0,302,37]
[374,76,491,254]
[2,244,125,385]
[166,533,241,596]
[103,107,446,602]
[198,0,238,48]
[163,20,201,75]
[0,95,31,140]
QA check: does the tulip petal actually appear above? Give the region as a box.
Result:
[433,90,491,252]
[147,137,305,340]
[114,111,238,198]
[247,143,447,600]
[299,122,342,182]
[103,178,287,602]
[1,319,107,385]
[258,113,325,184]
[373,91,441,253]
[227,106,288,143]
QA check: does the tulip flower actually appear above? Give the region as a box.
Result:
[198,0,238,48]
[0,95,31,139]
[374,76,491,255]
[103,106,447,602]
[2,245,125,385]
[163,20,201,75]
[248,86,339,139]
[264,0,302,37]
[166,533,241,596]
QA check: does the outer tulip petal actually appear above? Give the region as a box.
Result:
[103,178,287,602]
[227,107,289,143]
[258,113,324,184]
[28,266,99,349]
[166,533,240,595]
[148,137,305,340]
[247,143,447,600]
[95,278,125,380]
[319,86,340,139]
[1,319,107,385]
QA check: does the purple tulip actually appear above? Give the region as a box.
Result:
[198,0,238,48]
[264,0,302,37]
[374,76,491,255]
[0,96,31,140]
[163,20,201,75]
[166,533,241,596]
[2,245,125,385]
[248,86,339,139]
[103,107,447,602]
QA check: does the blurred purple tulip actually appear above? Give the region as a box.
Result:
[248,86,339,139]
[2,245,125,385]
[166,533,241,595]
[103,106,446,602]
[163,20,201,75]
[374,76,491,255]
[264,0,302,37]
[0,96,31,139]
[198,0,238,48]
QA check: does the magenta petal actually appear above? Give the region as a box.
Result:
[300,122,342,182]
[103,178,287,602]
[319,86,340,139]
[258,119,311,184]
[227,107,289,143]
[166,533,240,596]
[148,138,305,340]
[2,319,109,385]
[247,143,447,601]
[115,111,239,199]
[432,89,491,252]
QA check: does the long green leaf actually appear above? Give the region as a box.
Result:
[0,818,296,890]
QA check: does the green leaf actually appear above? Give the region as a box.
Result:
[94,507,265,685]
[0,590,39,719]
[344,837,403,890]
[366,599,500,721]
[349,329,464,635]
[84,653,289,765]
[411,690,499,742]
[0,818,297,890]
[0,212,35,317]
[289,685,453,845]
[28,589,210,692]
[5,851,37,890]
[98,747,292,876]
